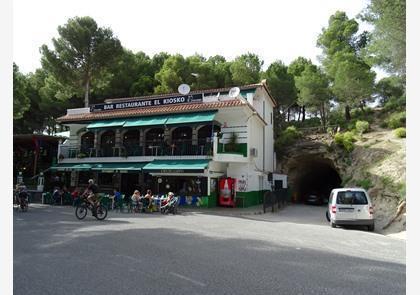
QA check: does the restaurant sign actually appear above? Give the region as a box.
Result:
[90,93,203,112]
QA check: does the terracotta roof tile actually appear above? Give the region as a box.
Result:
[57,99,245,123]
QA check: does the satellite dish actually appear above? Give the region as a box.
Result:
[228,87,240,98]
[178,84,190,95]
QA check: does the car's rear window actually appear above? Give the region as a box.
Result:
[336,191,368,205]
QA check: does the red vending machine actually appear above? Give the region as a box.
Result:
[219,177,236,207]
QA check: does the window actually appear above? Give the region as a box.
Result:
[336,191,368,205]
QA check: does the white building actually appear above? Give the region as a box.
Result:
[54,81,277,207]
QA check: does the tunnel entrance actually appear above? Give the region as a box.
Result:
[288,157,342,205]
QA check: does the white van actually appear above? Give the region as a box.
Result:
[327,188,375,231]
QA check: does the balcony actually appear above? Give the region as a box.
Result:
[58,142,213,162]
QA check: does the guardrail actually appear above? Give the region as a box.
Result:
[263,189,288,213]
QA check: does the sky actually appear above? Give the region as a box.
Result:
[13,0,372,74]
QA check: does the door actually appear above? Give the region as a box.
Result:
[335,191,357,220]
[121,173,140,198]
[351,191,370,219]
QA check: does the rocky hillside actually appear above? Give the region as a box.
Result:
[339,128,406,235]
[278,122,406,236]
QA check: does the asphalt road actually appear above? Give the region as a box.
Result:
[14,204,405,295]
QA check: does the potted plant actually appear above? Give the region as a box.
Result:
[77,152,86,158]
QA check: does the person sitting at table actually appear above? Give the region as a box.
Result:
[52,187,62,205]
[71,187,81,207]
[131,190,141,212]
[109,188,122,210]
[140,189,153,211]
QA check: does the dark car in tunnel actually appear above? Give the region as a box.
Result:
[305,193,325,205]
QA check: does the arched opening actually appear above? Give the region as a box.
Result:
[123,130,141,156]
[145,128,164,156]
[100,130,115,157]
[288,157,342,205]
[80,132,94,154]
[197,125,220,155]
[172,127,192,155]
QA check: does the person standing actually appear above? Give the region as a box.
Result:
[110,188,121,210]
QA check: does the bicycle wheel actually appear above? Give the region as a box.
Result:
[75,204,88,220]
[95,204,108,220]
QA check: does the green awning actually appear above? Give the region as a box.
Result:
[87,119,126,129]
[123,116,168,127]
[165,111,217,125]
[49,162,147,172]
[92,162,147,172]
[142,159,209,173]
[49,163,93,171]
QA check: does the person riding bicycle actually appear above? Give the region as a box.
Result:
[84,179,100,217]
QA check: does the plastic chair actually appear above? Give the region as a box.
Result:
[191,196,198,206]
[178,196,187,206]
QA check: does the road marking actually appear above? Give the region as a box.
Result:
[169,272,206,287]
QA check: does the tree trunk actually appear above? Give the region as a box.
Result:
[302,106,306,122]
[359,100,365,113]
[287,108,290,122]
[297,107,301,121]
[84,78,90,107]
[345,105,351,121]
[320,103,326,131]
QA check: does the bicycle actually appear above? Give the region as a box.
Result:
[75,195,108,220]
[15,196,29,212]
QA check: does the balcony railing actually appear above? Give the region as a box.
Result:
[59,143,213,160]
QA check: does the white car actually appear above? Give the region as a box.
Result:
[326,188,375,231]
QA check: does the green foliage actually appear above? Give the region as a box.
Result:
[294,64,331,127]
[355,120,369,134]
[331,53,376,116]
[40,16,123,107]
[317,11,376,121]
[225,133,239,153]
[287,117,321,129]
[394,127,406,138]
[230,53,263,85]
[383,94,406,112]
[381,176,393,187]
[264,60,296,107]
[360,0,406,75]
[398,182,406,200]
[375,76,405,106]
[317,11,359,58]
[275,126,302,153]
[334,131,356,152]
[355,178,373,190]
[13,63,30,120]
[387,111,406,128]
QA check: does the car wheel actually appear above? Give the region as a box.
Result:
[368,224,375,232]
[325,211,331,222]
[331,221,336,228]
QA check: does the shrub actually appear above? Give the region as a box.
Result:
[275,126,302,152]
[225,133,239,152]
[394,127,406,138]
[355,120,369,134]
[334,131,356,152]
[387,111,406,129]
[356,178,373,190]
[286,117,321,129]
